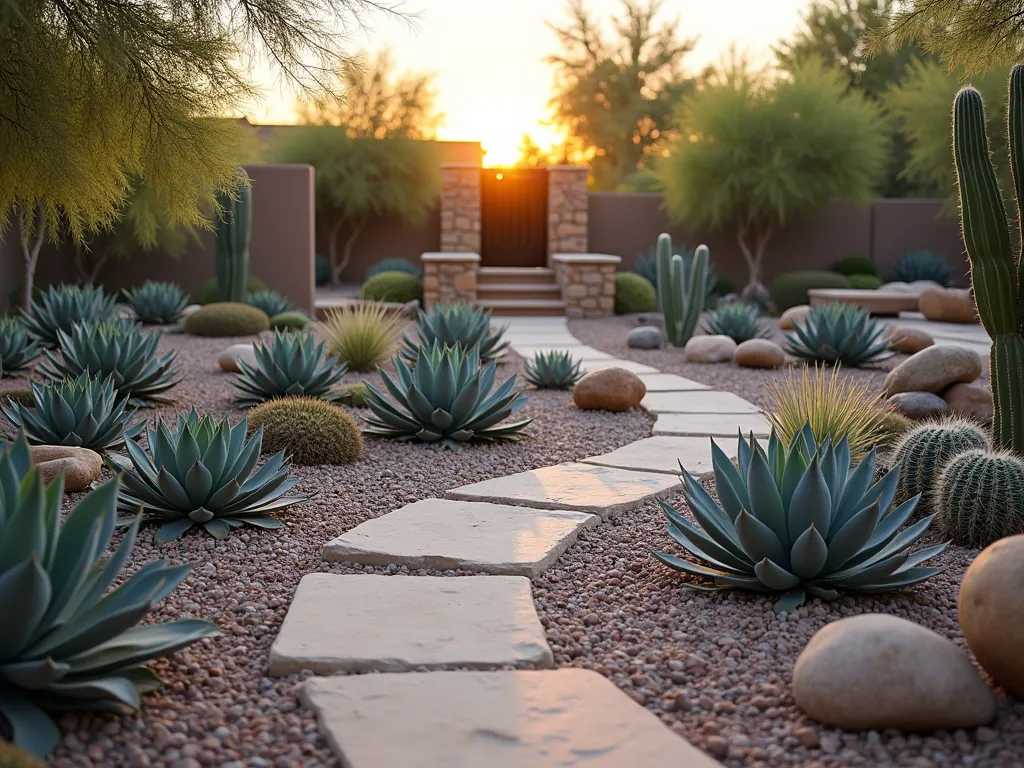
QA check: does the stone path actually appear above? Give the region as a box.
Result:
[268,315,767,766]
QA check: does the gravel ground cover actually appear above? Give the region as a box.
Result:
[0,330,651,768]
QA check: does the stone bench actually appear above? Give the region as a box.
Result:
[809,288,920,316]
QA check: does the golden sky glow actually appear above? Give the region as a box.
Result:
[245,0,811,165]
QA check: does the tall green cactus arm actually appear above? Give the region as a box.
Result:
[214,169,252,303]
[1011,66,1024,315]
[654,233,708,347]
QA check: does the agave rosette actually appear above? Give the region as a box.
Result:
[19,284,118,347]
[523,350,583,390]
[702,302,770,343]
[400,303,509,364]
[234,330,347,406]
[784,302,892,366]
[0,316,41,377]
[123,281,189,325]
[653,425,946,613]
[246,290,294,318]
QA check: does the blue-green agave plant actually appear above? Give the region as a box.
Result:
[246,290,293,318]
[18,285,118,348]
[784,302,892,367]
[652,425,947,613]
[122,281,190,325]
[0,433,218,758]
[234,330,347,406]
[400,303,509,364]
[0,317,41,377]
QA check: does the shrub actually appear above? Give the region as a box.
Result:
[764,365,893,459]
[198,275,267,305]
[270,311,310,331]
[360,271,423,304]
[183,302,270,337]
[0,317,40,377]
[108,408,312,542]
[832,254,877,276]
[0,434,217,759]
[315,254,331,286]
[702,303,770,342]
[400,303,508,364]
[247,397,364,465]
[123,281,189,324]
[890,250,952,286]
[771,270,852,312]
[235,330,347,406]
[322,303,404,372]
[19,284,118,347]
[936,449,1024,546]
[523,350,583,390]
[652,426,945,614]
[367,257,421,279]
[337,381,370,408]
[785,302,892,367]
[714,274,736,296]
[246,289,293,318]
[848,273,884,289]
[614,273,656,314]
[890,419,990,506]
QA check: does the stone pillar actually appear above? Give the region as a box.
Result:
[547,166,590,259]
[440,164,481,253]
[421,252,480,310]
[551,253,620,318]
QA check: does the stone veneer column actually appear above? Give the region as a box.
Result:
[440,164,481,253]
[547,166,590,259]
[421,252,480,310]
[551,253,620,318]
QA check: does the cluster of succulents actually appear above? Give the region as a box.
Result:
[235,330,347,406]
[523,350,583,390]
[248,397,365,465]
[784,302,891,367]
[890,250,951,286]
[247,289,294,318]
[19,284,118,347]
[0,317,40,377]
[123,281,190,324]
[401,303,508,364]
[890,419,990,507]
[702,302,770,343]
[322,302,404,372]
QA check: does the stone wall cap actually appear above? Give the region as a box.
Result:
[548,165,590,172]
[551,253,621,264]
[422,252,481,262]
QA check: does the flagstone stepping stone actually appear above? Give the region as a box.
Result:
[268,574,552,676]
[302,668,724,768]
[581,435,740,476]
[322,499,598,576]
[652,412,772,438]
[513,345,613,360]
[505,335,581,347]
[640,390,761,414]
[446,462,679,518]
[636,372,711,392]
[579,359,659,374]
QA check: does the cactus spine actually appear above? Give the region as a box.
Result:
[214,169,252,303]
[953,67,1024,454]
[936,449,1024,546]
[655,233,708,347]
[890,419,990,506]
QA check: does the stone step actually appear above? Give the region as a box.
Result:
[636,372,712,392]
[479,298,567,316]
[269,574,552,676]
[640,390,763,415]
[578,358,660,374]
[302,668,724,768]
[478,266,556,285]
[581,434,740,476]
[510,344,614,360]
[322,498,598,576]
[653,412,773,439]
[477,284,562,302]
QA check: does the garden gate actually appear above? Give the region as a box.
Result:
[479,167,549,267]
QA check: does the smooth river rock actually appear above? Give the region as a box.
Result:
[888,326,934,355]
[573,367,646,412]
[793,614,996,731]
[883,345,982,396]
[888,391,949,420]
[942,382,994,424]
[919,287,977,324]
[779,305,812,330]
[29,446,103,492]
[734,339,785,369]
[627,326,664,350]
[959,535,1024,700]
[218,343,258,373]
[683,335,736,363]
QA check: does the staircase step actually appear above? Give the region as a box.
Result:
[478,267,555,285]
[477,284,561,303]
[478,298,566,317]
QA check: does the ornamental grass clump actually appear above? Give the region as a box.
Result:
[19,284,118,347]
[321,302,405,372]
[107,408,313,543]
[247,397,364,465]
[652,425,946,613]
[122,281,189,325]
[0,317,40,377]
[523,350,583,390]
[0,434,218,758]
[785,302,892,367]
[363,341,531,450]
[234,330,347,406]
[400,303,508,364]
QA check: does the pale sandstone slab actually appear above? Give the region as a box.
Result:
[582,435,734,476]
[578,358,659,374]
[512,344,613,360]
[653,412,773,438]
[302,669,724,768]
[269,574,552,676]
[322,499,597,576]
[446,462,679,518]
[636,372,711,392]
[641,390,761,414]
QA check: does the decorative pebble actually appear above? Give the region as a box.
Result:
[942,382,993,424]
[29,445,102,492]
[887,391,948,420]
[883,346,982,395]
[683,335,736,363]
[627,326,664,350]
[734,339,785,369]
[779,305,811,330]
[573,367,646,411]
[887,326,934,355]
[218,343,257,373]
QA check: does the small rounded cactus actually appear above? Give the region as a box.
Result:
[936,449,1024,547]
[890,418,990,506]
[247,396,364,465]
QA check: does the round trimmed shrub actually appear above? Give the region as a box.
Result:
[770,270,853,312]
[183,302,270,337]
[848,273,884,289]
[270,311,310,331]
[198,275,267,305]
[832,254,877,276]
[614,272,656,315]
[247,396,364,465]
[361,271,423,304]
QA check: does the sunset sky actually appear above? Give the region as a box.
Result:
[246,0,810,165]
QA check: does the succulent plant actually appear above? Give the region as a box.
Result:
[652,426,946,613]
[269,311,309,331]
[246,290,293,318]
[0,317,41,377]
[1,373,141,451]
[247,396,365,465]
[107,408,312,542]
[234,330,347,406]
[0,433,218,758]
[184,302,270,336]
[936,449,1024,547]
[890,419,990,507]
[123,281,190,325]
[322,302,404,372]
[784,302,892,367]
[656,234,709,346]
[337,381,370,408]
[400,303,508,364]
[39,321,181,407]
[19,284,118,347]
[634,244,717,296]
[366,257,421,279]
[890,250,951,286]
[523,350,583,390]
[214,171,252,302]
[363,341,531,450]
[702,303,770,343]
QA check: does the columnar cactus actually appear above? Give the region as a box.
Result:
[953,67,1024,454]
[936,449,1024,546]
[655,233,708,347]
[214,169,252,303]
[890,419,990,506]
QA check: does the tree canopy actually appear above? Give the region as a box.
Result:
[659,61,889,293]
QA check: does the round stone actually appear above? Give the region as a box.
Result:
[882,345,982,396]
[683,335,736,363]
[919,287,977,324]
[218,343,258,373]
[573,368,646,412]
[959,534,1024,700]
[942,382,993,424]
[29,446,103,492]
[734,339,784,369]
[888,391,949,420]
[887,326,934,355]
[181,304,201,317]
[779,305,811,331]
[627,326,663,350]
[793,614,996,731]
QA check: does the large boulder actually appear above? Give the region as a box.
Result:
[887,326,934,355]
[959,535,1024,699]
[734,339,785,369]
[883,345,982,396]
[779,304,811,331]
[919,287,977,324]
[627,326,664,350]
[29,446,103,493]
[218,343,258,373]
[573,368,646,412]
[888,391,949,420]
[942,382,994,424]
[683,335,736,363]
[793,614,996,731]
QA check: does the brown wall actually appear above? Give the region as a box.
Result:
[321,209,441,282]
[871,199,968,285]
